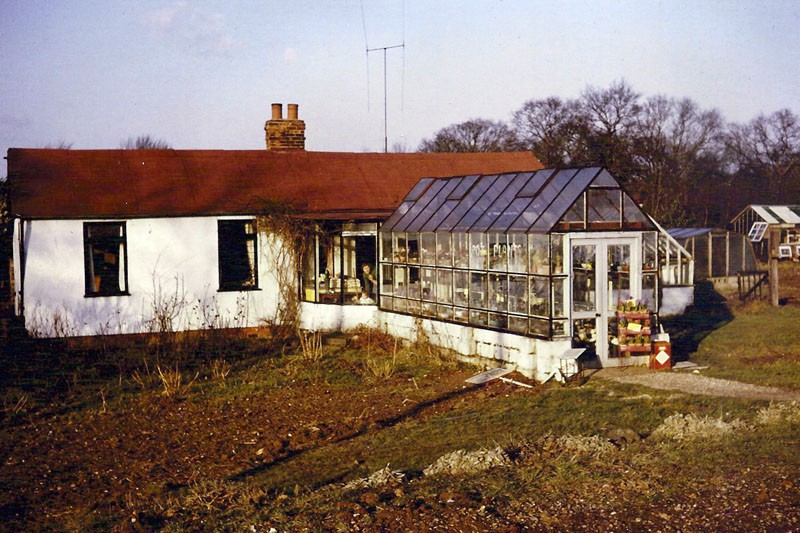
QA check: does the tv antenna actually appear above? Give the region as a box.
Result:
[362,1,405,153]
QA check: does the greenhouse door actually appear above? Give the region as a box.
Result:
[570,237,639,364]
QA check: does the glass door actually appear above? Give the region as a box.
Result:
[571,237,639,364]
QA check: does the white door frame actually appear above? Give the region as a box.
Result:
[567,233,641,364]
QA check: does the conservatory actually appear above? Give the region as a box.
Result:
[377,167,692,376]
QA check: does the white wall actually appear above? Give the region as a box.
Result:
[15,217,285,337]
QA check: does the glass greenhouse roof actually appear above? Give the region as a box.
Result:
[381,167,655,234]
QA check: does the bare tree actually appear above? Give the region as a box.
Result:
[418,119,521,152]
[512,96,582,167]
[725,109,800,202]
[42,140,73,149]
[120,135,172,150]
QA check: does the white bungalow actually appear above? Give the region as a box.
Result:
[6,104,692,380]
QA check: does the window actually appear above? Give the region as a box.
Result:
[84,222,128,297]
[218,219,258,291]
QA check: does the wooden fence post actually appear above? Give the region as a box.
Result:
[769,228,780,307]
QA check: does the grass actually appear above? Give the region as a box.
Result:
[691,305,800,389]
[2,297,800,530]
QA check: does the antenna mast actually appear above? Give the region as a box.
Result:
[367,43,404,153]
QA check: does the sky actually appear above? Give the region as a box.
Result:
[1,0,799,164]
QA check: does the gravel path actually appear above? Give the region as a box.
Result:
[599,369,800,402]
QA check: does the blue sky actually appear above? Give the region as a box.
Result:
[1,0,799,162]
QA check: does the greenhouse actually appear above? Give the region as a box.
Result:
[378,167,693,374]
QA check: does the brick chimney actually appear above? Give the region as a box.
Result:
[265,103,306,150]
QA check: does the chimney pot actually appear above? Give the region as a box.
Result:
[271,103,282,120]
[287,103,298,120]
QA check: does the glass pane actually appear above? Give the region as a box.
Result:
[421,267,435,301]
[530,276,550,317]
[380,232,392,263]
[407,233,419,263]
[454,306,469,323]
[301,242,316,302]
[591,168,617,187]
[508,275,527,314]
[573,318,597,358]
[532,168,595,232]
[437,305,454,321]
[421,199,460,232]
[394,297,407,313]
[514,168,579,232]
[422,302,436,317]
[436,269,453,304]
[470,172,530,232]
[392,233,407,263]
[529,317,550,337]
[551,234,565,274]
[642,273,657,309]
[559,193,585,228]
[489,196,533,233]
[552,319,568,337]
[488,313,507,329]
[488,233,507,271]
[587,189,621,226]
[453,174,514,232]
[393,265,407,296]
[408,299,421,315]
[438,175,498,231]
[553,277,567,318]
[488,273,508,311]
[470,309,488,327]
[469,233,487,270]
[508,233,527,273]
[406,178,462,233]
[447,174,480,200]
[420,233,436,265]
[381,201,413,232]
[454,270,469,307]
[382,296,394,311]
[623,192,652,227]
[392,180,448,232]
[607,244,631,309]
[517,168,555,197]
[405,177,435,201]
[470,272,487,309]
[380,264,394,296]
[508,315,528,334]
[407,266,421,299]
[436,233,452,267]
[529,234,549,275]
[643,232,657,272]
[572,244,596,313]
[453,233,469,268]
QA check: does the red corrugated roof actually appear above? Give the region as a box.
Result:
[7,149,542,219]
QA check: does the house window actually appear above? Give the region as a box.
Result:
[218,220,258,291]
[84,222,128,297]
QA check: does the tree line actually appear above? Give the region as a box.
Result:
[418,80,800,228]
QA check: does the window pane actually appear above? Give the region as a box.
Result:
[470,309,488,326]
[380,232,392,263]
[507,233,527,273]
[607,244,631,308]
[436,234,452,267]
[421,267,435,301]
[488,273,508,311]
[470,272,487,309]
[587,189,621,226]
[529,317,550,337]
[454,306,469,323]
[218,220,257,291]
[530,276,550,317]
[381,264,394,296]
[508,275,528,314]
[551,234,565,274]
[529,234,549,275]
[508,315,528,334]
[407,266,421,299]
[642,232,657,272]
[571,244,596,313]
[407,233,420,263]
[454,270,469,307]
[469,233,487,270]
[392,233,407,263]
[453,233,469,268]
[488,312,507,329]
[420,233,436,265]
[393,265,407,296]
[437,305,453,321]
[436,269,453,304]
[85,222,127,296]
[553,277,567,317]
[488,233,507,271]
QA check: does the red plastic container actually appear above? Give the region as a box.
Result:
[650,341,672,370]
